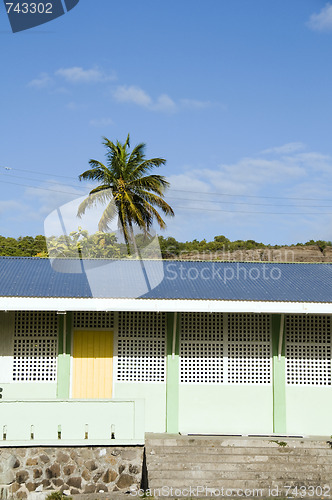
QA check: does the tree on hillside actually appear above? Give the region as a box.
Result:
[77,134,174,253]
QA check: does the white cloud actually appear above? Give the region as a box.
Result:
[163,143,332,243]
[307,3,332,31]
[24,181,84,218]
[112,85,177,113]
[153,94,177,112]
[89,117,114,127]
[260,142,305,155]
[113,85,152,107]
[112,85,219,113]
[55,66,115,84]
[28,73,53,89]
[180,98,213,109]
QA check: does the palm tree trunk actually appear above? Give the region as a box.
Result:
[128,221,152,293]
[128,221,139,258]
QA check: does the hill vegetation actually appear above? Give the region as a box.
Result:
[0,233,331,262]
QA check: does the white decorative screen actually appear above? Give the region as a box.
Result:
[117,312,166,382]
[13,312,58,382]
[179,313,272,384]
[180,313,223,383]
[285,315,331,385]
[227,314,272,384]
[73,311,114,329]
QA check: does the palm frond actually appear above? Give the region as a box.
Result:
[77,190,111,218]
[130,158,166,179]
[79,161,108,183]
[135,190,175,216]
[97,201,117,232]
[130,174,170,194]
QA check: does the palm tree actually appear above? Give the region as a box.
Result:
[77,134,174,254]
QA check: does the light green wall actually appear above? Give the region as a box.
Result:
[179,385,273,434]
[286,386,332,436]
[57,312,72,399]
[114,383,166,433]
[166,312,179,433]
[1,383,57,399]
[271,314,286,433]
[0,398,144,445]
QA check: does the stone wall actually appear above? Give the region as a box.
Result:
[0,446,144,498]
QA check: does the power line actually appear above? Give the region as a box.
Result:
[0,178,330,215]
[168,189,332,202]
[0,172,86,191]
[0,165,80,181]
[166,196,332,209]
[0,179,86,196]
[1,164,332,203]
[171,204,332,215]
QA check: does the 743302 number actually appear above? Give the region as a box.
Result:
[6,3,53,14]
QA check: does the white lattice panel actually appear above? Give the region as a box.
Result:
[228,313,270,342]
[13,312,58,382]
[286,315,332,385]
[13,338,57,382]
[179,313,272,385]
[181,312,223,342]
[117,312,166,382]
[228,343,271,384]
[118,311,165,338]
[180,313,223,383]
[15,311,57,337]
[73,311,114,329]
[227,314,272,384]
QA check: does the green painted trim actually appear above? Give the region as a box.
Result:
[57,313,72,399]
[66,311,72,354]
[166,312,180,433]
[272,314,286,433]
[58,314,64,354]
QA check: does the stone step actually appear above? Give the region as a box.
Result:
[147,453,332,465]
[145,435,331,449]
[145,435,332,493]
[147,461,332,473]
[149,468,331,479]
[147,479,331,490]
[147,445,332,456]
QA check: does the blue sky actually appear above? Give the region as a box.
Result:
[1,0,332,245]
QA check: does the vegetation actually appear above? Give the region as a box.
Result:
[77,134,174,254]
[0,235,47,257]
[46,228,123,259]
[0,233,330,259]
[46,492,72,500]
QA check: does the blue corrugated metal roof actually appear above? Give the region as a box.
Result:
[0,256,331,303]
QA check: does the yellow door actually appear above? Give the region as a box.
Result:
[72,330,113,398]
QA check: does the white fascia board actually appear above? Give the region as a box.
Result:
[0,297,331,314]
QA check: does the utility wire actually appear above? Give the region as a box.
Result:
[0,179,85,196]
[1,164,332,203]
[2,173,330,208]
[0,178,330,215]
[171,205,332,215]
[0,172,86,191]
[0,165,80,181]
[168,189,332,202]
[166,196,332,209]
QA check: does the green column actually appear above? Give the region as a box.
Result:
[57,312,72,399]
[166,312,180,433]
[272,314,286,433]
